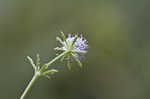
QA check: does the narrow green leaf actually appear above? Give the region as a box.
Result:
[27,56,36,70]
[42,69,58,79]
[36,54,40,70]
[70,35,78,49]
[72,35,78,45]
[54,47,64,51]
[43,69,58,75]
[56,37,64,45]
[60,32,68,46]
[67,54,71,70]
[72,50,87,54]
[40,64,47,73]
[60,31,66,40]
[72,54,83,68]
[44,75,51,79]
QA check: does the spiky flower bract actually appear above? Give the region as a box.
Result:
[55,32,88,70]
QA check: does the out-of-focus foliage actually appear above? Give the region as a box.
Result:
[0,0,150,99]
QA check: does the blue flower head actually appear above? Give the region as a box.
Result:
[55,32,88,70]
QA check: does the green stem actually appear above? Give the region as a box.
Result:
[20,72,40,99]
[46,51,68,68]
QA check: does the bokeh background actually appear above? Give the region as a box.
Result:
[0,0,150,99]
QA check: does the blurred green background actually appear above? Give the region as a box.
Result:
[0,0,150,99]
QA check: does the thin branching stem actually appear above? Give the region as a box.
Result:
[20,72,40,99]
[20,51,68,99]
